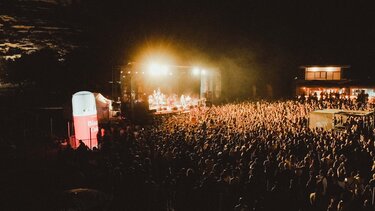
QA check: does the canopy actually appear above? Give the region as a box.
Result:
[94,93,112,123]
[309,109,342,130]
[309,109,374,130]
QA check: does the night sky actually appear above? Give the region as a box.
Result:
[1,0,375,99]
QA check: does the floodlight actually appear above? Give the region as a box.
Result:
[161,65,169,75]
[148,63,161,75]
[193,67,200,75]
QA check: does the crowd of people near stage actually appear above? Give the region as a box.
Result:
[57,95,375,211]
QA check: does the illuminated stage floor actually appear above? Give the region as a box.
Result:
[151,105,194,115]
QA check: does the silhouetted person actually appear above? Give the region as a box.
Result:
[77,140,88,152]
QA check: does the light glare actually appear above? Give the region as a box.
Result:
[148,63,161,75]
[325,67,338,72]
[193,67,200,75]
[161,65,169,75]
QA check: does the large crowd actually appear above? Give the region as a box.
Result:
[56,95,375,211]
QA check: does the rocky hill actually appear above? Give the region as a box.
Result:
[0,0,81,61]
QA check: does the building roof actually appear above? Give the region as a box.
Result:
[311,109,373,116]
[300,65,350,69]
[345,79,375,87]
[295,79,375,87]
[339,110,374,116]
[295,79,350,86]
[311,109,343,114]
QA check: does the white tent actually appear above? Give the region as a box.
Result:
[94,93,112,123]
[309,109,342,130]
[309,109,374,130]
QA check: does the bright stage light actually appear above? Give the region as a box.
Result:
[161,65,169,75]
[192,67,200,75]
[148,63,170,76]
[201,69,207,75]
[148,63,161,75]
